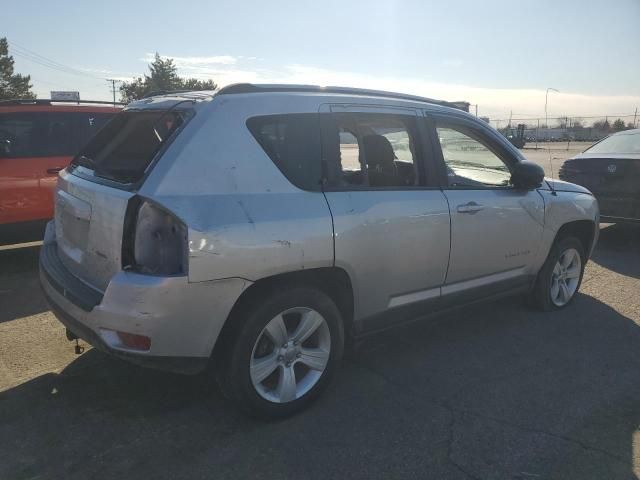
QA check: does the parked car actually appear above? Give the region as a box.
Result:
[559,129,640,223]
[40,85,599,418]
[0,99,122,244]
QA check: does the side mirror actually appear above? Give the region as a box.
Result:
[511,161,544,190]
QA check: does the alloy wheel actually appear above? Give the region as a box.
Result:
[550,247,582,307]
[249,307,331,403]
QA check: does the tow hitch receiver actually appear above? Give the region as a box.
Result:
[65,328,78,341]
[65,328,84,354]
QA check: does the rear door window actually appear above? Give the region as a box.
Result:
[0,112,75,158]
[73,110,186,184]
[322,112,423,189]
[246,114,322,191]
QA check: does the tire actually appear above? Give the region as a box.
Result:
[530,236,586,311]
[218,286,344,419]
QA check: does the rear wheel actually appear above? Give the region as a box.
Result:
[219,287,344,419]
[530,236,586,311]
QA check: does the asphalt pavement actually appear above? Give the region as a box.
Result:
[1,223,639,480]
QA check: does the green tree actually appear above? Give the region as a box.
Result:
[120,53,217,103]
[0,38,36,100]
[612,118,626,132]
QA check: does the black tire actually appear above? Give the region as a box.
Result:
[218,286,344,419]
[530,236,586,311]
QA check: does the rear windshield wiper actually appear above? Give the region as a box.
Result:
[75,154,96,169]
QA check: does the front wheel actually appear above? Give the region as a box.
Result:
[219,287,344,419]
[530,236,586,311]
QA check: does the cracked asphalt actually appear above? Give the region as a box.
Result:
[1,223,640,480]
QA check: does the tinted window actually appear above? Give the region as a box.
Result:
[74,112,116,150]
[74,110,186,184]
[247,114,322,191]
[323,113,420,189]
[0,112,75,158]
[436,125,511,188]
[586,132,640,154]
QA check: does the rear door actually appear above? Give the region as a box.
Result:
[37,112,78,219]
[0,110,72,225]
[429,113,545,297]
[320,104,450,331]
[40,110,118,219]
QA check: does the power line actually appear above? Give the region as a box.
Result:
[8,41,107,82]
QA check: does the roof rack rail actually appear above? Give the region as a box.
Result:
[216,83,470,111]
[142,90,191,99]
[0,99,125,106]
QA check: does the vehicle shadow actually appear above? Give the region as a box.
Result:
[1,293,639,479]
[0,245,49,323]
[590,223,640,279]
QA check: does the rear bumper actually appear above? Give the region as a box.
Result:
[39,225,251,373]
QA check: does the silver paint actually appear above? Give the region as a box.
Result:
[44,86,599,364]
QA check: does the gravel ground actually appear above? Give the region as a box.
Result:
[1,222,639,480]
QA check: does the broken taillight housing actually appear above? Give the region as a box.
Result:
[122,196,188,276]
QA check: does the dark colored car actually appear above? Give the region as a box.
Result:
[559,129,640,223]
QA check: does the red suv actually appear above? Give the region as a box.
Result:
[0,100,122,244]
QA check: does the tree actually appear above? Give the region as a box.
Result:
[571,118,584,129]
[120,53,217,103]
[612,118,626,132]
[593,119,610,132]
[0,38,36,100]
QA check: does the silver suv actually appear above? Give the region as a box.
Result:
[40,84,599,417]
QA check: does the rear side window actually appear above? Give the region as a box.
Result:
[246,114,322,191]
[0,112,75,158]
[73,110,186,184]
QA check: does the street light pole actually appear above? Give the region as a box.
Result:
[545,87,559,190]
[545,87,559,142]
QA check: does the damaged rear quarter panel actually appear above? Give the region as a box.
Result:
[178,192,334,283]
[138,97,335,283]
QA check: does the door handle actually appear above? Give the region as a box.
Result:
[47,167,64,175]
[456,201,484,214]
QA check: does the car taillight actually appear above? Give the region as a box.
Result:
[122,196,188,275]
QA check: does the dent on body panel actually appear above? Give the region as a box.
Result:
[157,192,334,283]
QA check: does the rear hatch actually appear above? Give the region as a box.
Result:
[54,107,189,291]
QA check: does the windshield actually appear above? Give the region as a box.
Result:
[73,109,186,183]
[586,131,640,154]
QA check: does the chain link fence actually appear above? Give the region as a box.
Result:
[486,114,638,145]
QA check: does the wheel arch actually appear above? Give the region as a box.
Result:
[554,219,597,258]
[211,267,355,360]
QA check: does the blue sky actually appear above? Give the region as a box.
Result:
[4,0,640,120]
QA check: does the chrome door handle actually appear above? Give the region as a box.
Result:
[457,202,484,214]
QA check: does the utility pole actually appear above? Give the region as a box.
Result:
[107,79,120,106]
[634,107,638,128]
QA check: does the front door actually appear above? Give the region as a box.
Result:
[431,115,545,295]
